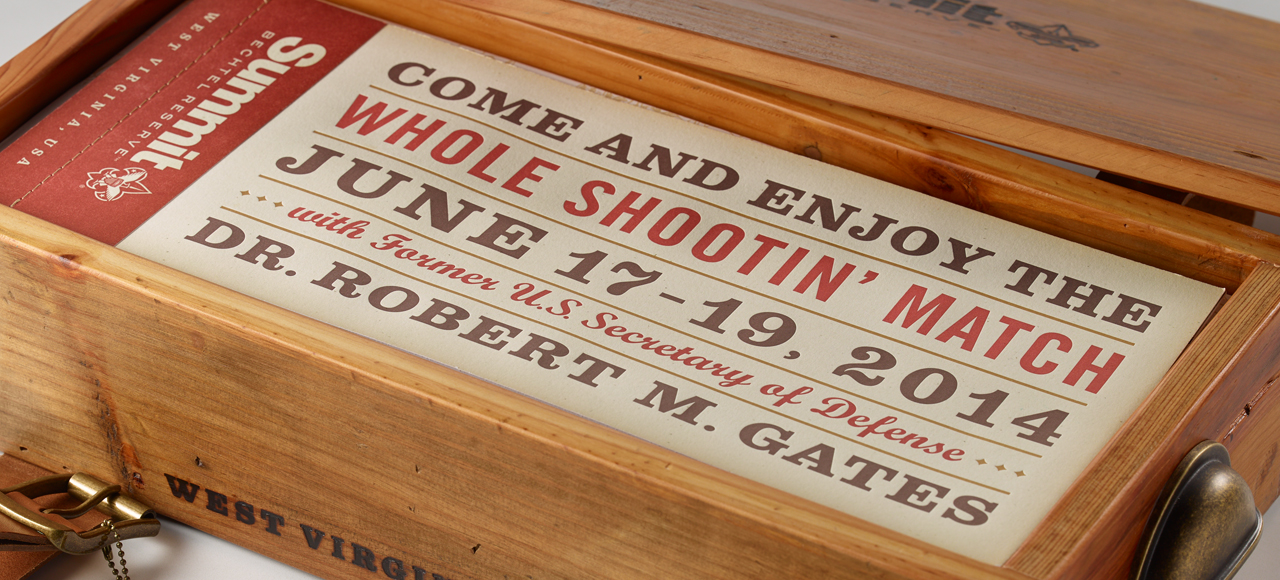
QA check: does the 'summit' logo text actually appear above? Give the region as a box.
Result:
[131,37,328,172]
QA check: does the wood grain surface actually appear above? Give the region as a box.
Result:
[446,0,1280,215]
[3,1,1280,579]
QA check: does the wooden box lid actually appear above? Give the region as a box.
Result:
[452,0,1280,214]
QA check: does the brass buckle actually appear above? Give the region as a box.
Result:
[0,472,160,554]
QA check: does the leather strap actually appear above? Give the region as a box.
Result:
[0,454,109,580]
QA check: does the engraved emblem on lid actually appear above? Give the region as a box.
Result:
[1007,22,1099,51]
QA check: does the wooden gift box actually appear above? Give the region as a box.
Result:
[2,0,1278,579]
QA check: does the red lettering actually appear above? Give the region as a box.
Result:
[566,180,613,217]
[502,156,560,197]
[793,256,857,302]
[600,191,662,233]
[1020,332,1071,375]
[768,247,810,286]
[935,307,990,352]
[466,143,510,182]
[384,113,444,151]
[692,223,746,262]
[336,94,405,134]
[810,397,857,419]
[430,129,483,164]
[984,316,1035,359]
[648,207,701,246]
[1065,346,1125,394]
[884,285,956,335]
[736,234,789,275]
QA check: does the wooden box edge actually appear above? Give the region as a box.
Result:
[0,1,1278,579]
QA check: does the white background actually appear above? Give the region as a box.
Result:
[2,0,1278,578]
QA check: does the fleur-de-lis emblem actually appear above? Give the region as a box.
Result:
[85,167,151,202]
